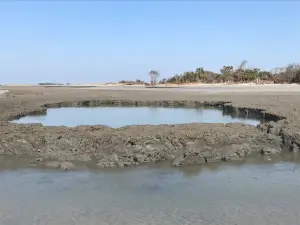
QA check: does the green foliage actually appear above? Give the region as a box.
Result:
[164,61,300,84]
[119,79,145,85]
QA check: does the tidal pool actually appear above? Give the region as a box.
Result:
[12,106,261,127]
[1,156,300,225]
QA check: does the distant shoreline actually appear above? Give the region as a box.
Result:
[3,82,300,88]
[3,83,300,94]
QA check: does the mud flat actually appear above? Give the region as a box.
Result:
[0,86,299,170]
[0,89,8,98]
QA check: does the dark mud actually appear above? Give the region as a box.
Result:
[0,86,298,169]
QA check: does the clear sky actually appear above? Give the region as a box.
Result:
[0,1,299,84]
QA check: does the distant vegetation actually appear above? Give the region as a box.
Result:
[117,71,160,86]
[148,70,160,86]
[119,61,300,85]
[118,79,146,85]
[38,82,64,86]
[164,61,300,84]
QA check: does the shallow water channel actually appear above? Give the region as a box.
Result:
[12,106,261,127]
[1,155,300,225]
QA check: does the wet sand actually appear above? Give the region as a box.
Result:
[0,85,299,169]
[0,89,8,97]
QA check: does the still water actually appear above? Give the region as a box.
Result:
[1,158,300,225]
[12,107,260,127]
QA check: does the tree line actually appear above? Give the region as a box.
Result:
[164,61,300,84]
[118,61,300,85]
[118,79,145,85]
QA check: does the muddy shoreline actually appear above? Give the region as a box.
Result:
[0,86,299,170]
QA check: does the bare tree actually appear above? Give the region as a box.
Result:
[237,60,247,71]
[233,60,247,82]
[282,63,300,83]
[149,70,160,86]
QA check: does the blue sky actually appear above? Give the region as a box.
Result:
[0,1,299,84]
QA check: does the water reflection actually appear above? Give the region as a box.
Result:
[194,107,204,116]
[12,106,261,127]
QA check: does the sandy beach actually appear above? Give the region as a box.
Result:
[4,83,300,93]
[82,83,300,93]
